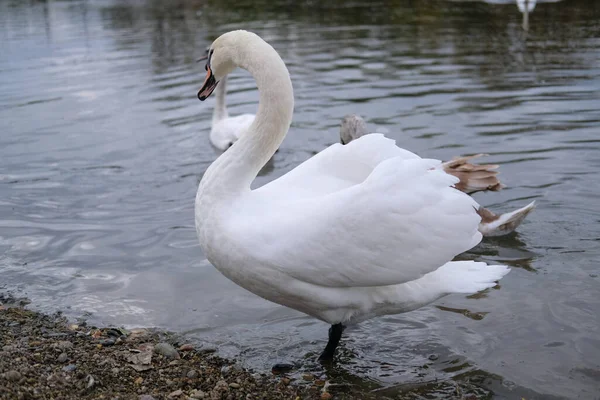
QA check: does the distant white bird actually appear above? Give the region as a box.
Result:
[195,30,510,362]
[206,75,255,150]
[516,0,536,13]
[340,114,535,237]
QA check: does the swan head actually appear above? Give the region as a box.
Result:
[198,30,258,101]
[340,114,369,145]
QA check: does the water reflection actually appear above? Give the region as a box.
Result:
[1,0,599,399]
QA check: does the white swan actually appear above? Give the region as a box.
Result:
[206,72,255,150]
[340,114,536,237]
[195,30,510,361]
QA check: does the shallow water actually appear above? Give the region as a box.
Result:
[1,0,599,398]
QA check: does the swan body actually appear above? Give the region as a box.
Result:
[340,114,535,237]
[209,75,255,150]
[195,31,509,360]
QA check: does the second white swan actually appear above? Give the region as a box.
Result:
[195,30,510,362]
[207,74,255,150]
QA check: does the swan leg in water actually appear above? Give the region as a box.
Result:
[194,31,510,364]
[318,323,345,362]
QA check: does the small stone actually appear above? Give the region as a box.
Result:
[2,345,17,352]
[134,377,143,385]
[168,389,183,398]
[186,369,199,379]
[198,346,216,354]
[86,374,95,389]
[314,379,325,387]
[3,370,22,381]
[179,343,195,351]
[302,373,314,381]
[129,328,149,339]
[168,360,181,366]
[139,396,157,400]
[229,382,240,389]
[154,342,180,359]
[271,363,294,374]
[57,353,68,363]
[213,380,229,393]
[111,368,120,375]
[320,393,333,400]
[98,338,116,346]
[189,389,206,399]
[55,341,73,350]
[62,364,77,372]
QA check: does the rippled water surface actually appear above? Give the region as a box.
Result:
[1,0,599,398]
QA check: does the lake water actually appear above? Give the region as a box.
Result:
[1,0,599,398]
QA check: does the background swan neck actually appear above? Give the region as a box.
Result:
[212,75,228,123]
[201,36,294,196]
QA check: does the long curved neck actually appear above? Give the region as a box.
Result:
[200,39,294,198]
[212,75,229,124]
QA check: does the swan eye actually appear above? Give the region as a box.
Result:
[205,49,215,72]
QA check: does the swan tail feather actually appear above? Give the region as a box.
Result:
[428,261,510,294]
[477,201,536,237]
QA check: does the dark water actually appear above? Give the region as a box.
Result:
[1,0,599,398]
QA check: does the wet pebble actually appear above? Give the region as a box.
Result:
[221,365,242,377]
[98,338,116,346]
[168,389,183,398]
[302,373,315,381]
[179,343,194,352]
[229,382,240,389]
[271,363,294,374]
[139,396,156,400]
[154,342,180,359]
[57,352,68,363]
[321,392,333,400]
[198,346,216,355]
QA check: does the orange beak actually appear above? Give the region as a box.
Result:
[198,65,218,101]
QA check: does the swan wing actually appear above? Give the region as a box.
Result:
[256,134,420,199]
[233,136,482,288]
